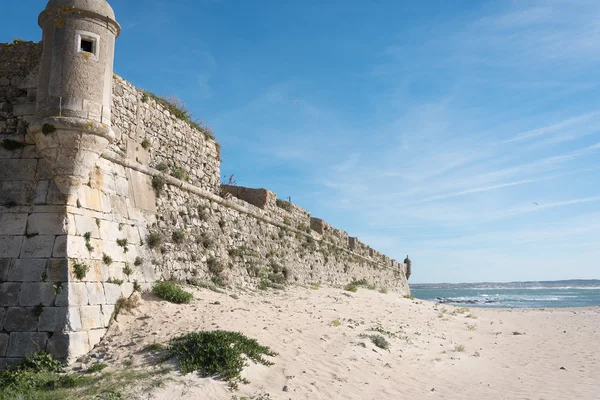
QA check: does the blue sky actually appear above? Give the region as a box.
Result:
[3,1,599,283]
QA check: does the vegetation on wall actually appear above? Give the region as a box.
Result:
[139,90,216,142]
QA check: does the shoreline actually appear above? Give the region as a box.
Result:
[81,284,600,399]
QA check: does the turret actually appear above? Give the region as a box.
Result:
[404,255,412,280]
[30,0,120,198]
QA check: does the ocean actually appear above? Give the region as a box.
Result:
[410,280,600,308]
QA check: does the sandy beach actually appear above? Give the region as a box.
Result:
[94,286,600,400]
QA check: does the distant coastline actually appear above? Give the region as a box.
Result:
[410,280,600,308]
[411,279,600,290]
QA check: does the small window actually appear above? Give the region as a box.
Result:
[80,39,94,53]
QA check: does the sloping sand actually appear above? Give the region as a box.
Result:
[94,286,600,399]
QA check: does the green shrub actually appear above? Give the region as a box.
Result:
[141,138,151,149]
[168,331,277,389]
[146,232,162,249]
[0,351,71,394]
[207,257,223,275]
[171,169,185,180]
[102,253,113,265]
[1,139,26,151]
[106,277,123,285]
[362,334,390,350]
[172,230,185,244]
[152,175,166,195]
[152,281,193,304]
[275,199,291,211]
[122,264,133,276]
[87,363,107,373]
[344,284,358,292]
[72,263,89,280]
[42,123,56,135]
[134,257,143,266]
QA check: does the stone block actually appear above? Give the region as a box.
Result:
[0,258,10,281]
[0,283,21,306]
[103,283,122,304]
[0,307,5,330]
[128,169,156,212]
[121,283,134,299]
[47,331,89,362]
[18,282,56,306]
[73,214,101,238]
[0,333,8,357]
[0,213,28,235]
[19,235,56,258]
[26,213,69,236]
[7,258,47,282]
[100,304,114,327]
[52,235,67,258]
[78,186,111,213]
[4,307,38,331]
[46,258,69,282]
[86,282,106,305]
[88,328,106,349]
[32,181,50,204]
[38,307,67,332]
[0,358,21,371]
[63,235,89,259]
[79,306,103,330]
[0,159,37,181]
[0,236,23,258]
[89,260,109,282]
[55,282,88,307]
[65,307,82,331]
[12,103,35,116]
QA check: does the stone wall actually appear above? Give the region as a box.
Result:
[0,40,409,366]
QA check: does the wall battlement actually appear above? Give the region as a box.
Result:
[0,1,409,367]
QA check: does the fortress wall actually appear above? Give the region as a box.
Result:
[110,76,221,194]
[0,41,409,365]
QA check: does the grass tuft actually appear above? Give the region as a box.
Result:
[152,281,193,304]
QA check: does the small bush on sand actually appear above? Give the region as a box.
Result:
[152,281,193,304]
[168,331,277,389]
[344,284,358,292]
[455,344,466,352]
[362,334,390,350]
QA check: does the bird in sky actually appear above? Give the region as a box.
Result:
[533,202,539,206]
[294,99,298,104]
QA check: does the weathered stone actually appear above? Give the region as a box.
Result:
[0,307,5,330]
[46,258,69,282]
[0,159,36,181]
[0,283,21,306]
[88,328,106,349]
[38,307,67,332]
[100,304,114,327]
[7,258,46,282]
[4,307,38,331]
[55,283,88,307]
[79,306,103,330]
[47,331,89,362]
[86,282,106,305]
[0,213,27,235]
[103,283,122,304]
[0,258,10,282]
[0,236,23,258]
[19,235,55,258]
[65,307,82,331]
[0,333,8,357]
[18,282,56,306]
[26,212,69,236]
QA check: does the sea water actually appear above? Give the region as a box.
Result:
[410,280,600,308]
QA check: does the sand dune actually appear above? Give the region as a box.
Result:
[93,286,600,400]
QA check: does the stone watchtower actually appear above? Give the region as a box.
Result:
[29,0,120,198]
